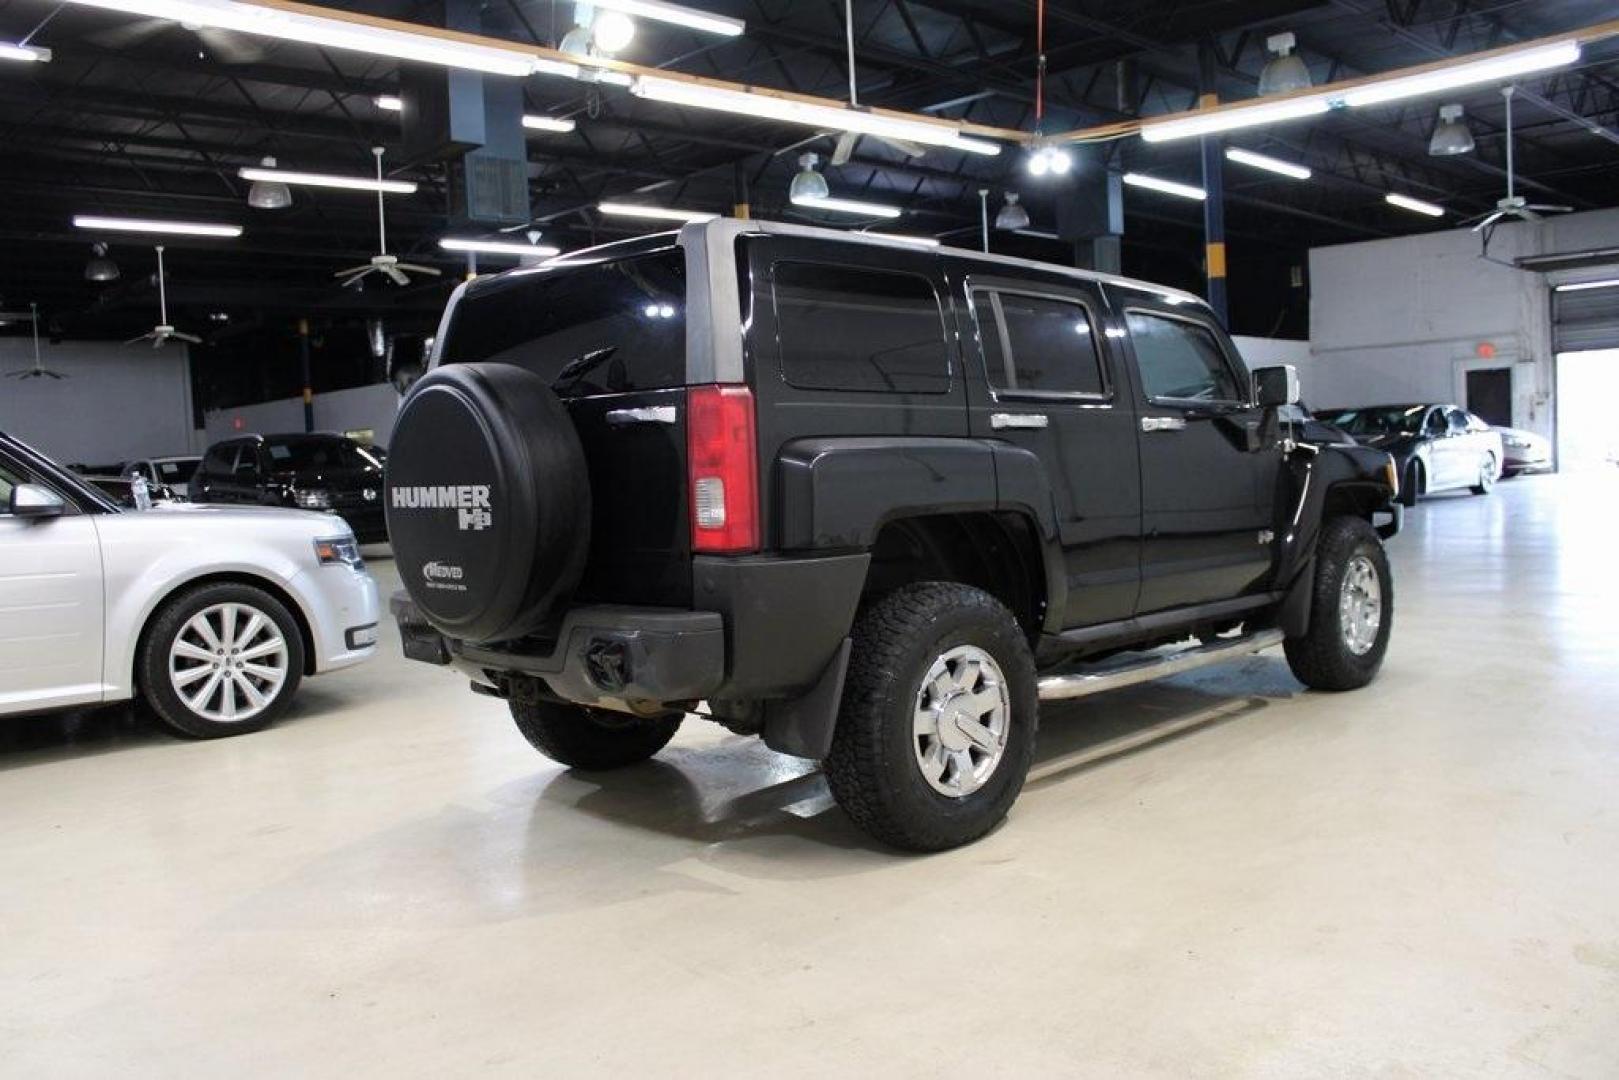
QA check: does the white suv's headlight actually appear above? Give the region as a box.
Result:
[294,488,333,509]
[314,535,363,568]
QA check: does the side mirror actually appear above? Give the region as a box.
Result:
[1253,364,1301,408]
[10,483,66,519]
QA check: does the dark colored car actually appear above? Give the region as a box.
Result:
[1494,426,1552,476]
[1323,403,1503,506]
[384,220,1401,851]
[193,433,388,542]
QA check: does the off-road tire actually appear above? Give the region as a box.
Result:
[1283,516,1393,691]
[823,583,1038,852]
[139,581,305,739]
[509,700,681,770]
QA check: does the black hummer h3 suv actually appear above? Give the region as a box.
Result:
[386,220,1401,851]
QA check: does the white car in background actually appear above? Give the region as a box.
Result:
[0,431,378,738]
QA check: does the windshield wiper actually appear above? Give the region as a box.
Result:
[552,346,619,393]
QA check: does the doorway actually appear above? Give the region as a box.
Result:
[1465,368,1513,427]
[1555,350,1619,471]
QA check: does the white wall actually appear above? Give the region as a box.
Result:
[1308,206,1619,440]
[0,338,198,467]
[203,383,401,447]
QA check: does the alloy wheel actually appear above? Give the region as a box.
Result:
[1339,555,1383,656]
[168,602,289,722]
[912,645,1011,798]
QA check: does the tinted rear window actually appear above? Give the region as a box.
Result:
[441,249,685,397]
[772,261,950,394]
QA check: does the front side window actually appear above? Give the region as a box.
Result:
[0,458,23,511]
[773,261,950,394]
[974,289,1107,397]
[1125,310,1243,403]
[441,249,686,397]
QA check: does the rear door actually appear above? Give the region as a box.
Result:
[1114,296,1278,613]
[435,245,692,606]
[952,267,1140,626]
[0,452,105,713]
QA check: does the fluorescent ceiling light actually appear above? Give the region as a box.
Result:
[1141,96,1329,143]
[632,75,1001,156]
[790,194,903,219]
[588,0,744,37]
[0,42,51,62]
[375,94,403,111]
[1225,147,1312,179]
[1122,173,1208,201]
[1554,278,1619,293]
[523,114,577,133]
[1344,42,1581,108]
[1385,193,1445,217]
[60,0,542,76]
[237,165,416,194]
[73,214,242,237]
[588,69,635,87]
[867,233,940,247]
[440,237,561,257]
[598,201,718,223]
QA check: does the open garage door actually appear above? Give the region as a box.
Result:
[1554,282,1619,352]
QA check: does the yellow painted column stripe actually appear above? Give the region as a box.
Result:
[1206,242,1228,278]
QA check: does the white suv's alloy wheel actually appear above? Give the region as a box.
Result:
[912,645,1011,798]
[168,602,289,722]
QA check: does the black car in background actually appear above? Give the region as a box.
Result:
[193,433,388,542]
[1323,403,1503,506]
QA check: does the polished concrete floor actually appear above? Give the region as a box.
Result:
[2,474,1617,1077]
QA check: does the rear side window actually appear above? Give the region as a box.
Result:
[974,289,1106,397]
[772,261,950,394]
[1125,311,1244,403]
[441,249,685,397]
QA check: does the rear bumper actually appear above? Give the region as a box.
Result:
[391,592,725,707]
[389,550,870,709]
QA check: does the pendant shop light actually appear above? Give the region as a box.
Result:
[84,243,121,282]
[1427,104,1476,156]
[1257,33,1312,96]
[994,192,1031,231]
[789,153,831,202]
[245,155,293,209]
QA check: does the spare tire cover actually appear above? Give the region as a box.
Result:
[386,362,590,643]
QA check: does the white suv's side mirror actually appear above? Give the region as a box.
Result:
[10,483,66,519]
[1253,364,1301,408]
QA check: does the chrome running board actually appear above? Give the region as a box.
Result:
[1037,629,1285,701]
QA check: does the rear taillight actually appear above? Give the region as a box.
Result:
[686,384,759,554]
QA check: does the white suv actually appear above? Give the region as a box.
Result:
[0,431,378,737]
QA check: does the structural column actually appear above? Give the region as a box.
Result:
[298,317,314,433]
[1198,47,1229,326]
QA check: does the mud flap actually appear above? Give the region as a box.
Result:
[762,638,852,760]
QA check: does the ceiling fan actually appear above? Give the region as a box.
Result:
[827,0,926,165]
[88,16,267,64]
[3,304,67,381]
[335,147,441,289]
[127,246,201,349]
[1466,85,1572,234]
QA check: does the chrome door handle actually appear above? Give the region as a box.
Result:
[991,412,1049,430]
[605,405,677,426]
[1140,416,1187,433]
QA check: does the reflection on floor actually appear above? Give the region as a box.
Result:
[2,473,1617,1077]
